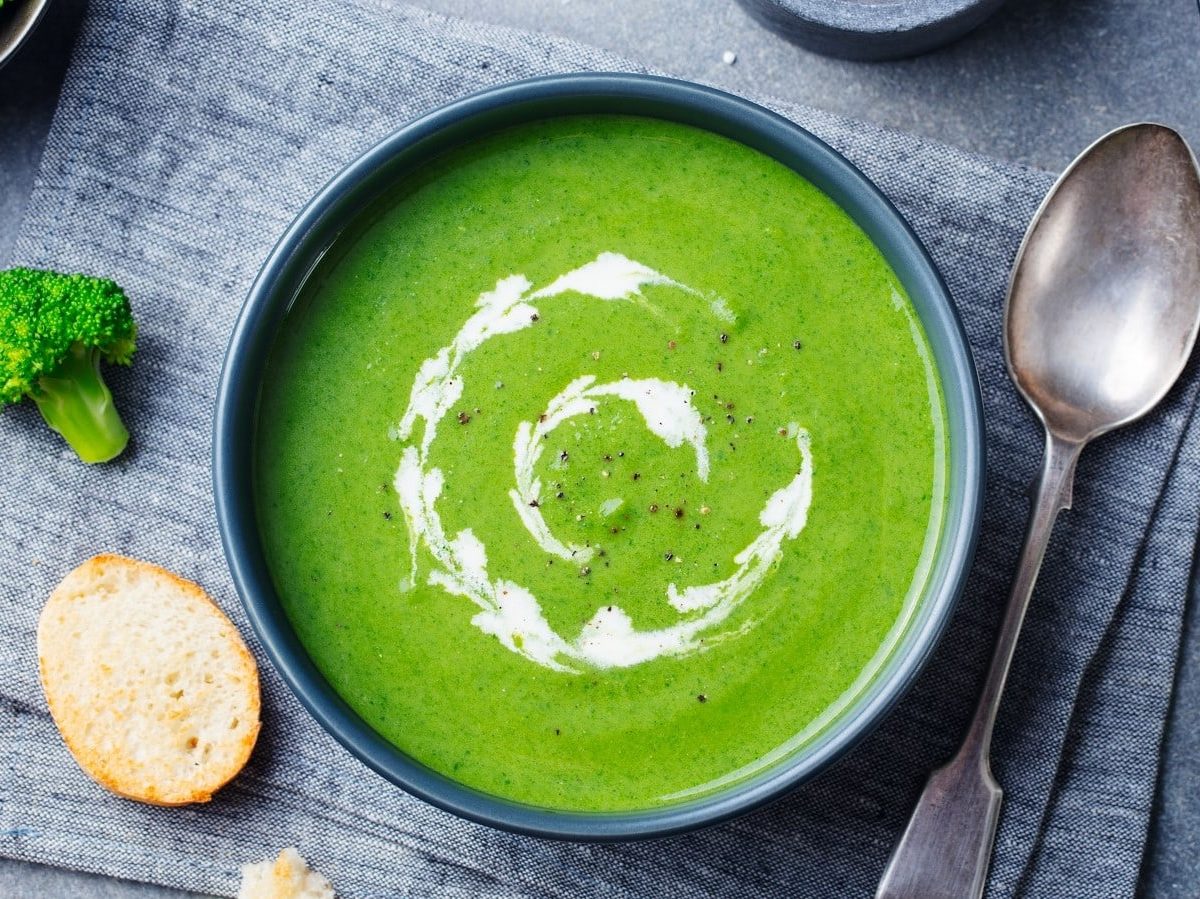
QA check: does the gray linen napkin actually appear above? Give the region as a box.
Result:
[2,2,1197,896]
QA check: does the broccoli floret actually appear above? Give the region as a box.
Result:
[1,268,137,463]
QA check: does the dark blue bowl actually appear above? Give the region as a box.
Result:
[214,73,984,841]
[735,0,1007,61]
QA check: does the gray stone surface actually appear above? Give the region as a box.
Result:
[0,861,210,898]
[1,0,1198,896]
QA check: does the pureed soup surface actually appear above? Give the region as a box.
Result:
[255,114,948,811]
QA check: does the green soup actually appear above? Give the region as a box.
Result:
[255,115,947,811]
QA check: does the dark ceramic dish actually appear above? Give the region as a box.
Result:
[214,73,984,840]
[0,0,51,70]
[735,0,1007,60]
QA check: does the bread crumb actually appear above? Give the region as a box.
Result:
[238,848,335,899]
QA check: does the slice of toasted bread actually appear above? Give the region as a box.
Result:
[238,848,336,899]
[36,554,261,806]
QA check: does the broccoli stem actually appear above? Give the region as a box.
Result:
[30,343,129,463]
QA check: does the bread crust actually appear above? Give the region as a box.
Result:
[36,554,261,806]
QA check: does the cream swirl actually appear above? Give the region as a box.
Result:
[392,253,814,672]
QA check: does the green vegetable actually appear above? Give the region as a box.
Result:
[0,268,137,463]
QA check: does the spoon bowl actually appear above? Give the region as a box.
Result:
[1006,124,1200,443]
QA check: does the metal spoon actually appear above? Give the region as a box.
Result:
[876,123,1200,899]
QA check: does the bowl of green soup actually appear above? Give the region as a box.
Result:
[215,73,983,839]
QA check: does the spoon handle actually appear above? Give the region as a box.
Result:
[876,432,1082,899]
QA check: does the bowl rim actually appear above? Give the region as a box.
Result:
[214,72,984,841]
